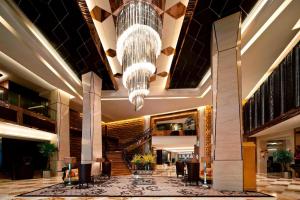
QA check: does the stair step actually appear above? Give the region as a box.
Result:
[106,151,131,176]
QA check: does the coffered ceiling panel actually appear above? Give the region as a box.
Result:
[13,0,116,90]
[168,0,258,89]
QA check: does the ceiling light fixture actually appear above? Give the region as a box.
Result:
[241,0,269,34]
[199,69,211,87]
[199,85,212,98]
[241,0,292,55]
[292,18,300,30]
[116,0,162,111]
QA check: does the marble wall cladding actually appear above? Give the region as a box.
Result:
[212,12,243,191]
[213,160,243,191]
[49,90,70,171]
[81,72,102,175]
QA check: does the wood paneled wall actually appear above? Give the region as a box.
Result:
[104,118,145,144]
[70,129,82,161]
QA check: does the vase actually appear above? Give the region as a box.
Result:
[144,164,149,170]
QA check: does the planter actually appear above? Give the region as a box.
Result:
[137,164,144,170]
[282,171,292,179]
[144,164,150,170]
[42,170,51,178]
[131,163,136,170]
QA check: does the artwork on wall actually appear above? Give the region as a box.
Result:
[150,110,198,136]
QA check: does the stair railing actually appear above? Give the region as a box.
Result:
[122,128,152,169]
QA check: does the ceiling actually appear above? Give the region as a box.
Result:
[14,0,115,90]
[241,0,300,98]
[251,113,300,138]
[1,0,299,121]
[9,0,260,92]
[168,0,258,89]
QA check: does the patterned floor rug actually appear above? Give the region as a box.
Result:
[19,176,272,197]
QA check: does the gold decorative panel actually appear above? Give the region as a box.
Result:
[205,105,212,167]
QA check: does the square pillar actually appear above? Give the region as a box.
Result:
[81,72,102,176]
[49,90,70,171]
[212,12,243,191]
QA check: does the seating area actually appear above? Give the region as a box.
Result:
[61,161,112,188]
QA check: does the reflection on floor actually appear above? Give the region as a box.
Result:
[256,174,300,200]
[0,168,298,199]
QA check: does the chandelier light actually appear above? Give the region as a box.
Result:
[116,0,162,111]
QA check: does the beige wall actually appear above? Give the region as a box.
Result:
[256,129,295,174]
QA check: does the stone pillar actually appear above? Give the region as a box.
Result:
[198,106,205,172]
[144,115,150,131]
[81,72,102,176]
[49,90,70,171]
[143,115,151,153]
[212,12,243,191]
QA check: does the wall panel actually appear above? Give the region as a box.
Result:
[243,42,300,135]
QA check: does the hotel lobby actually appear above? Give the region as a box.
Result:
[0,0,300,199]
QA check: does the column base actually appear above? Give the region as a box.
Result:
[213,160,243,191]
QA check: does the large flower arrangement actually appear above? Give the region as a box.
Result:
[131,153,155,170]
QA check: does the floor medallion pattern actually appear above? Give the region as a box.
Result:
[19,176,271,197]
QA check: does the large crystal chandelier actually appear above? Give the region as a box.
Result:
[116,0,162,111]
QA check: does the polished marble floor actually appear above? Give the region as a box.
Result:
[0,169,299,200]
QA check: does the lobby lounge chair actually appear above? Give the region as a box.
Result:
[186,162,200,185]
[176,161,184,178]
[79,163,93,188]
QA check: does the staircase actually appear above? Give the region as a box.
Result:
[103,128,152,176]
[106,151,131,176]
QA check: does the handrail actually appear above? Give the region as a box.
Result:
[0,86,56,120]
[122,128,152,149]
[122,128,152,169]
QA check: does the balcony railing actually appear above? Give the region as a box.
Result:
[0,86,56,120]
[0,86,56,133]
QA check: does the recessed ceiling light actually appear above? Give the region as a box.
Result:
[241,0,292,55]
[241,0,269,34]
[198,85,212,98]
[199,69,211,87]
[0,16,18,37]
[292,18,300,30]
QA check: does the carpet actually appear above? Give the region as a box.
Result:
[19,176,272,197]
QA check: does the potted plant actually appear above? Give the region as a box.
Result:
[131,154,143,170]
[143,154,155,170]
[37,142,57,178]
[273,150,293,178]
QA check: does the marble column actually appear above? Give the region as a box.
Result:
[81,72,102,176]
[212,12,243,191]
[49,90,70,171]
[143,115,151,153]
[197,106,205,172]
